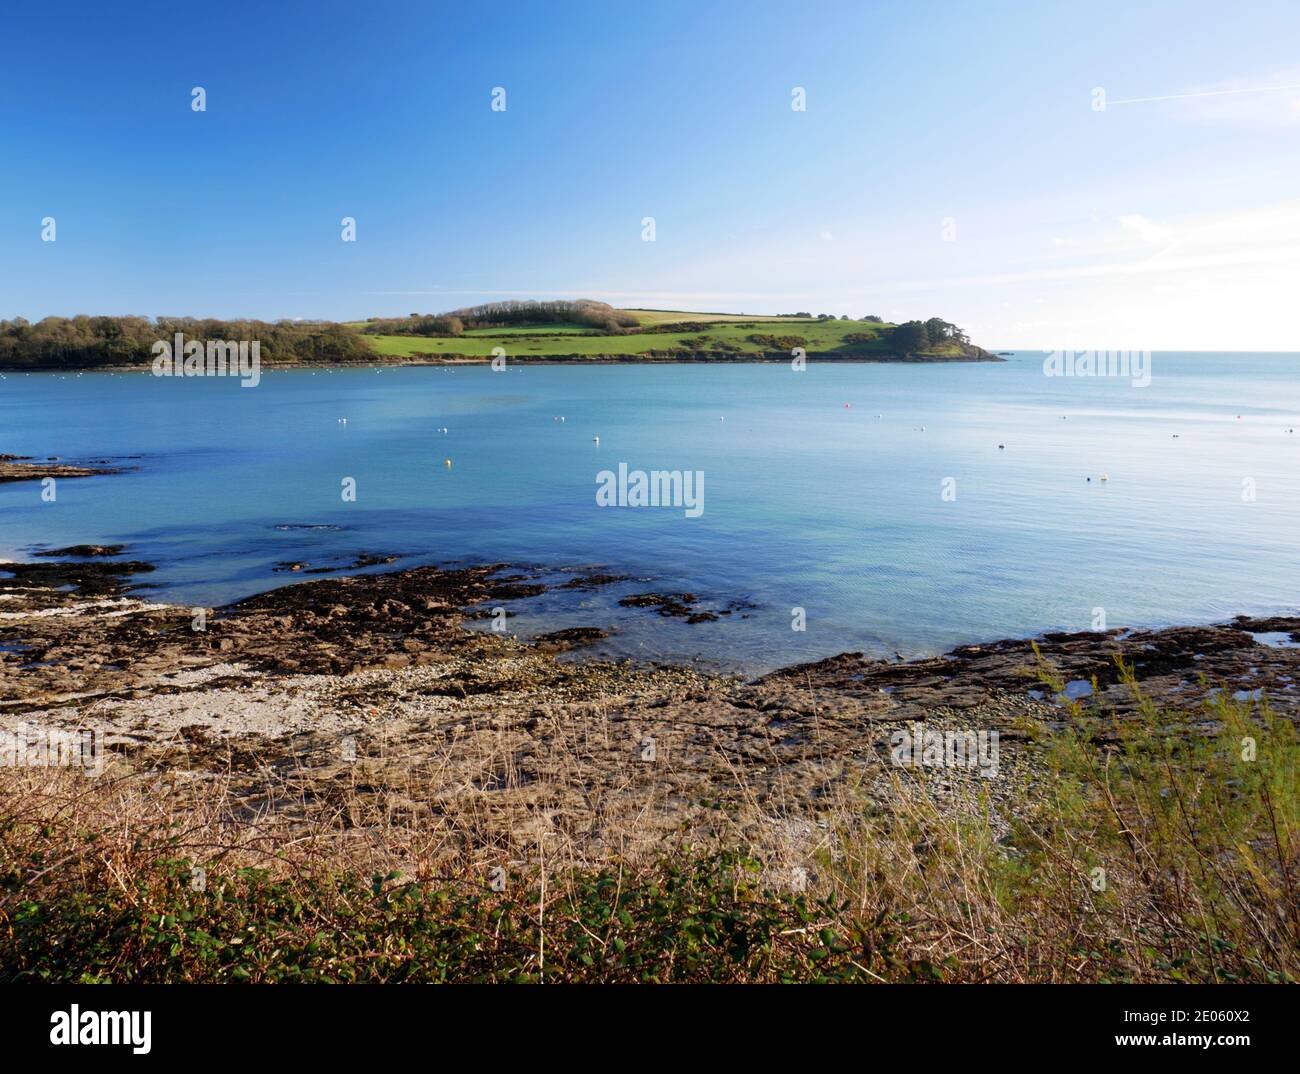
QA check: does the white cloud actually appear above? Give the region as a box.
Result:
[1117,214,1170,244]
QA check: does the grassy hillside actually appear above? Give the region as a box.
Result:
[362,311,985,361]
[0,307,991,369]
[623,308,809,326]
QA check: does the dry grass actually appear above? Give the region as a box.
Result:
[820,662,1300,982]
[1,659,1296,982]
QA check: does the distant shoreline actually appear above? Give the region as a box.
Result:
[1,351,1003,374]
[0,307,999,369]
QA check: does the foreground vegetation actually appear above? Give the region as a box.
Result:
[0,303,987,369]
[2,662,1294,982]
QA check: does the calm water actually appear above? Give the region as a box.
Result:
[2,354,1298,674]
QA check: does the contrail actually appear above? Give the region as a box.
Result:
[1110,82,1300,105]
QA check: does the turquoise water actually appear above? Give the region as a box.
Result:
[2,354,1298,673]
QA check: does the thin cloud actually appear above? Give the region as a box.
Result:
[1112,72,1300,127]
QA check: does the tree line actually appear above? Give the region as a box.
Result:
[363,300,641,337]
[0,317,373,369]
[889,318,970,352]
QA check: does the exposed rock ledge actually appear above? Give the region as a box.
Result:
[2,555,1294,860]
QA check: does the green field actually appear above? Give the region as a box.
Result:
[359,311,936,359]
[624,308,810,326]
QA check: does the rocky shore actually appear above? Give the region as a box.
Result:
[3,546,1296,868]
[0,454,129,484]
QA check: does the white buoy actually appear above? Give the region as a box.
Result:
[1100,473,1109,482]
[592,436,600,444]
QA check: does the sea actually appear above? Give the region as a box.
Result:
[2,352,1297,674]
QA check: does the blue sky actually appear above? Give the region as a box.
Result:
[3,0,1300,347]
